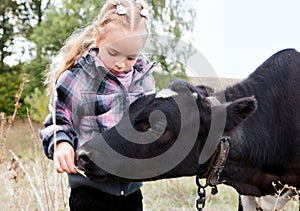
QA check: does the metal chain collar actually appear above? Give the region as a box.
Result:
[195,175,207,211]
[195,136,230,211]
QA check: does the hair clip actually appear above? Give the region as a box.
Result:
[116,4,127,15]
[135,0,149,19]
[140,8,149,19]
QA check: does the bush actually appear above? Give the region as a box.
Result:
[0,71,27,117]
[153,72,188,90]
[24,88,49,123]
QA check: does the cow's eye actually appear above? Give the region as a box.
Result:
[151,121,166,133]
[143,124,151,131]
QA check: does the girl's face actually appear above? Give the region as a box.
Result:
[96,29,147,75]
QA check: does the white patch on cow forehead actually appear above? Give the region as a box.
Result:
[155,89,178,98]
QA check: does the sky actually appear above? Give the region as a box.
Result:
[4,0,300,80]
[192,0,300,79]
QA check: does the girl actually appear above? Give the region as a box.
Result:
[40,0,155,210]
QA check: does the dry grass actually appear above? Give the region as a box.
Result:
[0,118,238,210]
[142,178,240,211]
[0,119,70,211]
[1,120,298,210]
[0,77,299,210]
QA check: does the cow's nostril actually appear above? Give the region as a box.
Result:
[79,154,90,164]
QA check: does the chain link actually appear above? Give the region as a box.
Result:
[195,175,207,211]
[195,137,230,210]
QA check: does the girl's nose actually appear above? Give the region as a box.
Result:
[115,61,126,69]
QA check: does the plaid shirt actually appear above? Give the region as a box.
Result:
[41,49,156,159]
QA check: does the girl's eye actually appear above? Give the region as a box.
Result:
[107,50,117,56]
[128,57,136,61]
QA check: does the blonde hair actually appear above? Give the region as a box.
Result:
[45,0,149,91]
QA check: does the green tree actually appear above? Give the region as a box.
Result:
[0,0,52,117]
[0,67,26,116]
[26,0,103,90]
[0,0,196,118]
[0,0,18,70]
[0,0,50,69]
[27,0,196,89]
[15,0,52,91]
[148,0,196,89]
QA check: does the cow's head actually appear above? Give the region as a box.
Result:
[75,79,257,182]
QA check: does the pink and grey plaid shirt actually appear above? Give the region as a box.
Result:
[41,49,156,158]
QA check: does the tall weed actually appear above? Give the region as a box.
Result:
[0,77,299,210]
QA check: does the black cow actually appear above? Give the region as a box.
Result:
[76,49,300,210]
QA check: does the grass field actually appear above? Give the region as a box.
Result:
[0,119,240,210]
[1,119,298,210]
[0,77,299,210]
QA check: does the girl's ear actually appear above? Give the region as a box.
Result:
[93,28,98,38]
[93,28,101,46]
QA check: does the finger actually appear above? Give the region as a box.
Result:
[58,155,71,173]
[54,150,69,173]
[65,150,77,174]
[53,142,77,174]
[61,152,77,174]
[53,157,64,173]
[56,151,77,174]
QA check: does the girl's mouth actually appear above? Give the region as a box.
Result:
[110,69,129,75]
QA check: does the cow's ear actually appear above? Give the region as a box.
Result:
[195,85,214,97]
[224,96,257,132]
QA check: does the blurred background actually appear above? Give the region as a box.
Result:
[0,1,299,210]
[1,0,299,121]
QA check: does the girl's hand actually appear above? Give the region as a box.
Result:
[53,142,77,174]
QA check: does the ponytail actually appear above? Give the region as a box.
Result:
[45,24,94,92]
[45,0,149,93]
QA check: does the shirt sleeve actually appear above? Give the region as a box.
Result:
[40,71,80,159]
[143,72,156,95]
